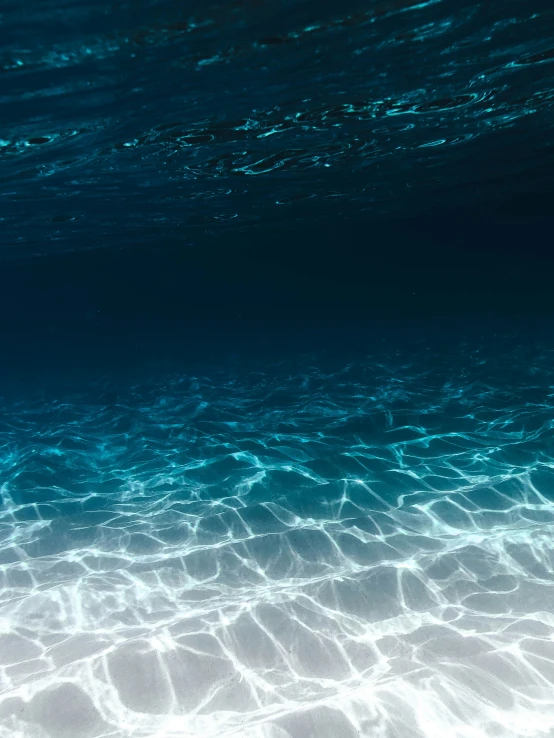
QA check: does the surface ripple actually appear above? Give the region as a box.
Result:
[0,0,553,255]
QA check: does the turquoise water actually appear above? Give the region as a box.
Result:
[2,333,554,737]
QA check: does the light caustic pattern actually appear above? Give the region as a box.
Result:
[1,348,554,737]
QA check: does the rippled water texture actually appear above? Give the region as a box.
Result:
[0,0,553,254]
[2,338,554,737]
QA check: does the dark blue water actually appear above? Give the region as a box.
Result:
[1,0,554,254]
[1,1,554,737]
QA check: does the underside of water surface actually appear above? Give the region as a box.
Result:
[0,0,553,255]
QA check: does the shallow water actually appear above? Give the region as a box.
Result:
[2,333,554,737]
[2,0,554,735]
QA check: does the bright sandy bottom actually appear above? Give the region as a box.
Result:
[1,345,554,737]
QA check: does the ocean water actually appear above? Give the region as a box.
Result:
[2,0,554,737]
[2,329,554,738]
[1,0,553,254]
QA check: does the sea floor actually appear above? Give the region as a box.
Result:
[1,334,554,737]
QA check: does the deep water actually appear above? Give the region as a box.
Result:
[2,1,554,737]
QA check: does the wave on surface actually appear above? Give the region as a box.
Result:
[1,0,554,255]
